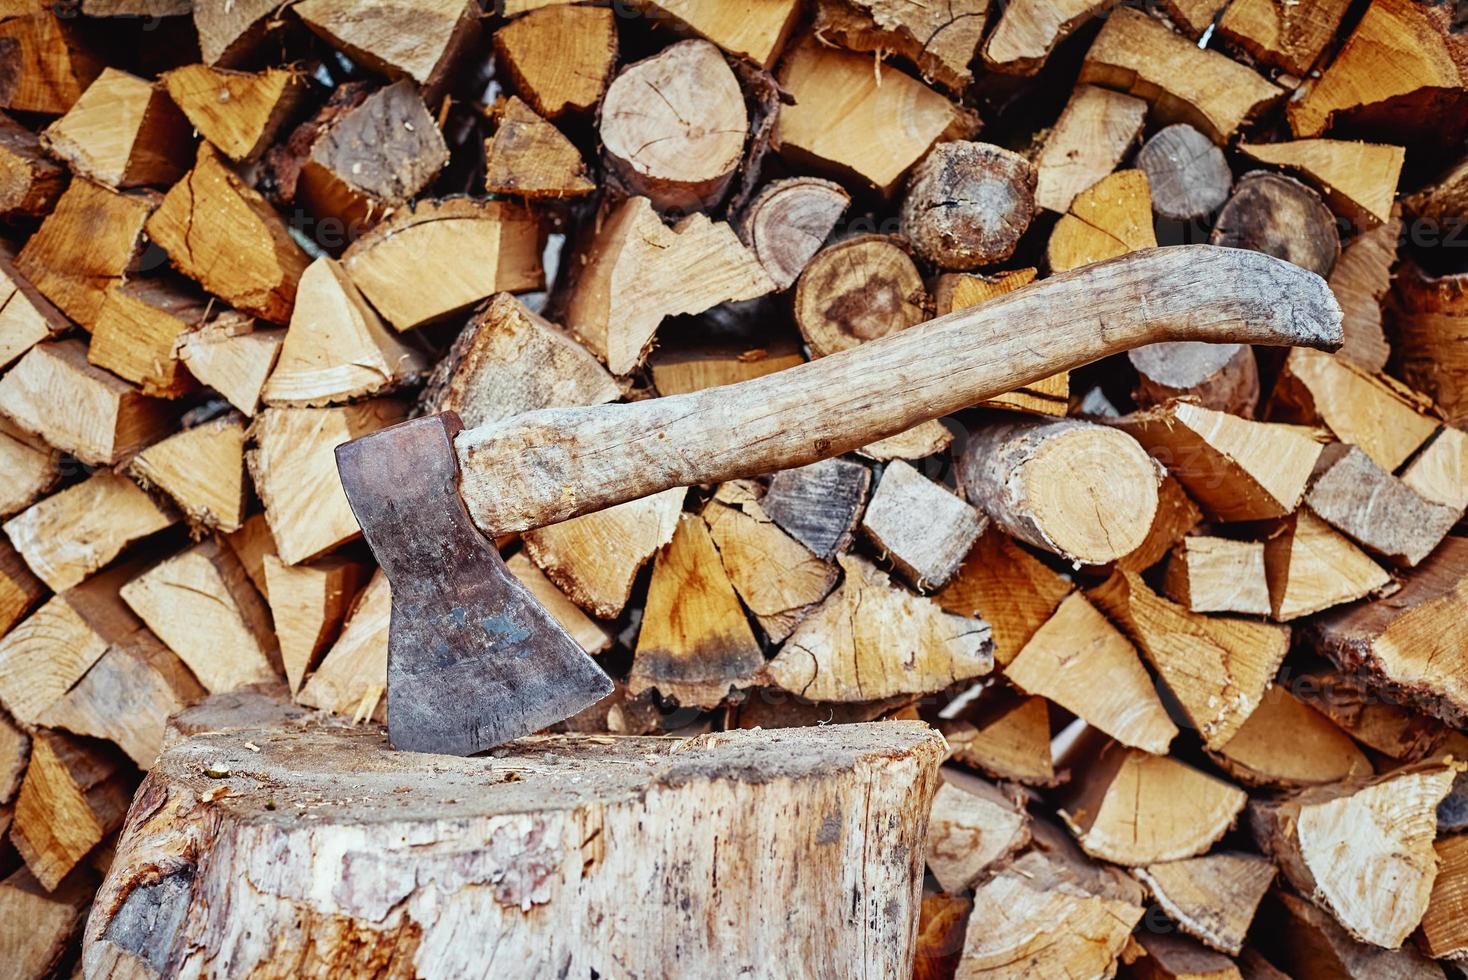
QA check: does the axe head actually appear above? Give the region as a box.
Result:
[335,412,613,756]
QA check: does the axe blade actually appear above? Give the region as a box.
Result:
[335,412,613,756]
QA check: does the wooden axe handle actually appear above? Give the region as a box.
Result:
[455,245,1342,535]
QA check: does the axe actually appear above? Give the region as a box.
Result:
[335,245,1342,756]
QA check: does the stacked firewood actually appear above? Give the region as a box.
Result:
[1,0,1468,975]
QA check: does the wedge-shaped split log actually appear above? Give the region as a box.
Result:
[1090,570,1288,749]
[1262,509,1390,621]
[1134,852,1276,956]
[1306,445,1463,568]
[162,64,307,163]
[764,555,993,702]
[936,529,1073,668]
[1250,762,1459,948]
[1208,685,1371,789]
[925,769,1030,895]
[128,415,249,534]
[84,713,946,978]
[943,689,1058,786]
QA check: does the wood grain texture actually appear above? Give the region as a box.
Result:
[456,246,1342,536]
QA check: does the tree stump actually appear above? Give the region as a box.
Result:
[84,704,945,978]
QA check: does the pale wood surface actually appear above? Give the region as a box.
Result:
[0,250,68,372]
[1047,169,1157,273]
[936,528,1072,667]
[1212,171,1340,279]
[1034,85,1147,214]
[1216,0,1351,76]
[629,0,799,68]
[89,279,205,399]
[1135,852,1276,956]
[177,314,283,417]
[458,247,1341,537]
[1306,446,1461,567]
[860,459,984,592]
[983,0,1114,75]
[1240,138,1405,229]
[1136,124,1233,222]
[264,554,368,695]
[925,770,1029,894]
[1262,509,1390,621]
[1210,686,1371,789]
[812,0,988,91]
[162,64,307,162]
[1129,341,1259,417]
[128,415,248,533]
[492,5,617,119]
[40,67,192,188]
[1162,536,1271,616]
[483,97,595,200]
[294,0,477,105]
[795,235,927,357]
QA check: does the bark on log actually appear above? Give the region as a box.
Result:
[84,714,946,978]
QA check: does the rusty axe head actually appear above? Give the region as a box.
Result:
[335,412,612,756]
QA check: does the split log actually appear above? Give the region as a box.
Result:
[1134,852,1276,956]
[1090,570,1290,750]
[630,513,763,707]
[88,279,205,399]
[0,420,61,519]
[900,141,1035,269]
[1046,169,1157,274]
[294,80,449,233]
[0,591,115,728]
[1033,85,1147,215]
[1210,171,1340,278]
[492,4,617,119]
[14,178,156,328]
[958,416,1159,566]
[1215,0,1352,77]
[1422,834,1468,962]
[120,537,279,692]
[703,488,839,644]
[1058,738,1247,865]
[505,551,612,657]
[0,340,175,467]
[1124,933,1243,980]
[0,11,103,115]
[1114,474,1204,574]
[223,512,276,600]
[297,569,390,719]
[1005,592,1177,753]
[1129,342,1260,417]
[794,235,927,357]
[84,715,944,977]
[0,862,97,979]
[261,257,428,407]
[628,0,800,69]
[1136,124,1233,222]
[564,196,774,375]
[0,251,68,373]
[294,0,479,106]
[247,400,408,565]
[1306,445,1461,568]
[340,198,544,331]
[1161,536,1272,616]
[128,415,248,534]
[1291,668,1446,763]
[857,422,953,462]
[3,470,174,592]
[925,770,1029,894]
[933,267,1068,416]
[1209,686,1372,789]
[957,821,1146,977]
[1327,208,1391,371]
[483,96,595,200]
[422,293,618,429]
[1240,139,1405,231]
[944,690,1057,786]
[735,177,849,291]
[913,893,970,980]
[981,0,1115,75]
[1306,536,1468,727]
[764,554,992,702]
[1262,510,1390,621]
[161,64,307,163]
[263,554,368,695]
[649,337,804,397]
[176,313,283,417]
[775,37,963,196]
[1110,402,1325,522]
[0,111,65,218]
[522,487,684,619]
[0,538,44,637]
[1402,427,1468,511]
[1079,7,1283,144]
[1287,0,1468,144]
[600,39,746,213]
[193,0,284,66]
[1250,763,1458,948]
[935,528,1073,667]
[11,731,133,891]
[1253,888,1445,980]
[1393,263,1468,429]
[39,67,192,188]
[147,143,310,323]
[760,457,871,561]
[860,460,985,592]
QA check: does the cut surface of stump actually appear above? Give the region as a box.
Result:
[600,39,747,212]
[1250,763,1458,948]
[735,177,850,291]
[84,714,946,979]
[900,141,1035,270]
[764,554,993,702]
[794,235,927,357]
[958,417,1159,566]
